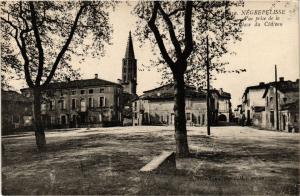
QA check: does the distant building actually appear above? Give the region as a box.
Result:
[20,32,138,128]
[242,82,267,126]
[21,76,124,128]
[1,90,33,132]
[240,77,299,132]
[262,77,299,132]
[132,84,231,126]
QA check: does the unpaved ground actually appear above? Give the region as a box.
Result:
[2,126,299,195]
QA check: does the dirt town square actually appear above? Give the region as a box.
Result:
[1,1,299,195]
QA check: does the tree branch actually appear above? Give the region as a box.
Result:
[0,14,34,87]
[157,2,182,58]
[29,2,44,85]
[167,7,185,17]
[43,4,86,86]
[148,2,175,70]
[182,1,193,59]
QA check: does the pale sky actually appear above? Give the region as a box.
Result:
[10,1,299,108]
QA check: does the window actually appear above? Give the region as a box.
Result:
[80,99,86,112]
[134,101,137,110]
[50,100,55,111]
[50,116,56,125]
[100,88,104,93]
[270,97,273,103]
[88,97,93,108]
[41,103,46,111]
[117,96,120,106]
[59,100,65,110]
[266,96,269,106]
[186,113,191,121]
[81,90,85,94]
[283,97,287,103]
[71,99,76,109]
[135,113,138,119]
[99,97,105,107]
[89,89,94,94]
[71,90,76,95]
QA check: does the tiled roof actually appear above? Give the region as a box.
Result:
[1,90,32,103]
[262,80,299,98]
[140,83,230,100]
[21,78,122,91]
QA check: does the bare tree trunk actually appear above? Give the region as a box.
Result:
[33,88,46,149]
[173,73,189,157]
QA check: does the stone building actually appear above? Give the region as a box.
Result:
[20,31,138,128]
[240,77,299,132]
[132,84,231,126]
[1,90,33,133]
[241,82,268,126]
[21,76,124,128]
[262,78,299,132]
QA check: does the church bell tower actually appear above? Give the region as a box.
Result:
[121,31,137,95]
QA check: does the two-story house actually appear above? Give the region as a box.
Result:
[1,90,33,133]
[242,82,268,126]
[262,78,299,132]
[132,84,232,126]
[21,74,124,128]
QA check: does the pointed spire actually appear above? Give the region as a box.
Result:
[124,31,135,59]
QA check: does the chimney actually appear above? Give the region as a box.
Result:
[95,74,98,79]
[296,79,299,83]
[279,77,284,82]
[117,79,122,84]
[259,82,265,86]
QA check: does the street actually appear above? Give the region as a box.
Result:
[2,126,299,195]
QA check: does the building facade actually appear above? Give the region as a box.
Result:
[242,82,267,126]
[132,84,232,126]
[262,78,299,132]
[21,76,124,128]
[239,78,299,132]
[19,31,138,128]
[1,90,33,133]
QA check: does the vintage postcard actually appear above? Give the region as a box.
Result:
[1,0,299,195]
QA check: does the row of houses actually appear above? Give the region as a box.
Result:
[132,84,232,126]
[235,77,299,132]
[2,81,232,130]
[2,32,137,131]
[2,31,233,131]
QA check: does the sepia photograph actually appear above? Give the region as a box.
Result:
[0,0,299,195]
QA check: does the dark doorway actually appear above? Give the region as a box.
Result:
[270,111,274,127]
[79,112,86,124]
[218,114,227,121]
[247,110,250,122]
[61,115,66,125]
[282,115,286,130]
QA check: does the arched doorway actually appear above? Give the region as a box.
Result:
[218,114,227,122]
